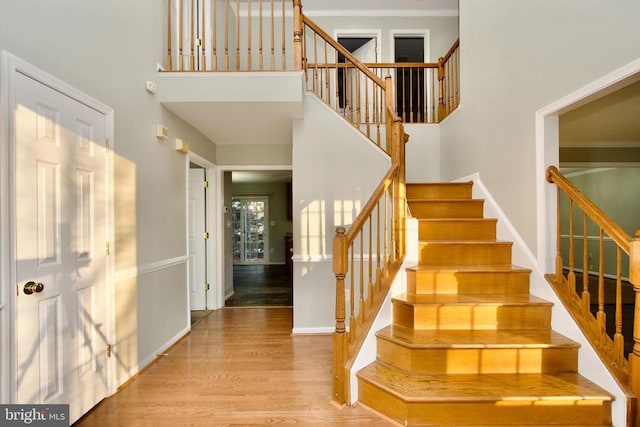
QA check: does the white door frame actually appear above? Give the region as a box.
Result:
[0,50,117,402]
[334,30,383,64]
[187,152,216,310]
[535,57,640,274]
[213,164,291,310]
[389,30,432,121]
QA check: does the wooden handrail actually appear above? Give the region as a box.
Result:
[344,165,399,244]
[546,165,640,425]
[442,38,460,63]
[546,166,631,253]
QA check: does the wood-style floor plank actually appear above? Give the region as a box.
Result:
[74,307,393,426]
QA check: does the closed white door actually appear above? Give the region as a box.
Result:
[188,168,207,310]
[14,71,110,423]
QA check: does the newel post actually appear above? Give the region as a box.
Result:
[332,226,348,406]
[437,57,446,120]
[293,0,303,70]
[628,230,640,422]
[390,118,406,261]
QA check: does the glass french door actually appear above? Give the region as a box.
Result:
[232,197,268,264]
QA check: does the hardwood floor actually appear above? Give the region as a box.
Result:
[75,307,392,426]
[226,264,293,307]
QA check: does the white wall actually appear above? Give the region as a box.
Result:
[0,0,217,386]
[404,123,441,182]
[292,94,391,331]
[441,0,640,255]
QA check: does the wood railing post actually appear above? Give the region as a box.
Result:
[293,0,303,70]
[628,230,640,423]
[437,57,445,120]
[390,119,406,261]
[332,226,348,406]
[384,76,394,153]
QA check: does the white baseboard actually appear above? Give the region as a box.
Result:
[291,326,334,335]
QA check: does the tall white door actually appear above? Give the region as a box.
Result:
[14,72,110,423]
[188,168,207,310]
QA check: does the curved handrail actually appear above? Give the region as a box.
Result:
[546,165,632,253]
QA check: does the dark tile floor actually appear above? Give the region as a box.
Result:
[225,264,293,307]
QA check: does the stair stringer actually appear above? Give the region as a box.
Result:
[348,217,419,404]
[456,172,627,427]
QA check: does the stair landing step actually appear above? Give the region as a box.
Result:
[376,326,579,349]
[357,361,613,403]
[393,293,552,306]
[407,264,531,274]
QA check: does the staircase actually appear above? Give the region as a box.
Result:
[356,182,614,426]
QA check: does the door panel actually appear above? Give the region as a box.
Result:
[188,168,207,310]
[232,198,268,264]
[14,71,109,423]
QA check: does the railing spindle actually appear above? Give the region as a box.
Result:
[568,200,576,294]
[270,0,275,70]
[224,0,229,70]
[614,246,624,367]
[200,0,206,70]
[178,0,184,70]
[598,229,606,332]
[258,0,263,70]
[190,0,196,70]
[167,0,173,71]
[247,0,252,69]
[582,212,591,315]
[235,0,240,70]
[281,0,286,69]
[212,0,217,70]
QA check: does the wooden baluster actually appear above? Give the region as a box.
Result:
[409,66,414,122]
[437,57,445,121]
[312,33,318,94]
[323,41,329,103]
[178,0,184,70]
[568,200,576,294]
[614,246,624,367]
[200,0,206,70]
[270,0,275,70]
[384,187,389,269]
[628,230,640,408]
[167,0,173,71]
[212,0,217,70]
[356,70,362,126]
[224,0,229,70]
[349,245,355,344]
[582,212,591,315]
[293,0,302,70]
[190,0,195,70]
[247,0,252,70]
[385,76,393,153]
[417,67,423,123]
[365,76,371,138]
[258,0,263,70]
[368,213,374,303]
[281,0,286,69]
[597,228,606,333]
[375,202,382,287]
[332,226,348,406]
[359,232,365,323]
[555,187,563,284]
[375,78,381,146]
[235,0,240,70]
[400,67,406,122]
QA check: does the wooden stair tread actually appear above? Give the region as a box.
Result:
[357,362,614,403]
[376,326,580,349]
[407,264,530,273]
[393,293,552,306]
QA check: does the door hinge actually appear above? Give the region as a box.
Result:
[205,283,210,291]
[203,232,209,239]
[203,180,209,188]
[104,138,110,153]
[106,344,112,358]
[105,241,110,255]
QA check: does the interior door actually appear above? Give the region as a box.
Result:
[188,168,207,310]
[14,71,109,423]
[348,38,377,125]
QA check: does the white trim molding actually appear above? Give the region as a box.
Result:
[115,256,189,282]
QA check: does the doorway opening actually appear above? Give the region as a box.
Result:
[219,169,293,307]
[391,32,429,122]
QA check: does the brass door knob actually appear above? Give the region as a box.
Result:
[23,281,44,295]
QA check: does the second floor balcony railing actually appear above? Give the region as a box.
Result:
[164,0,460,123]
